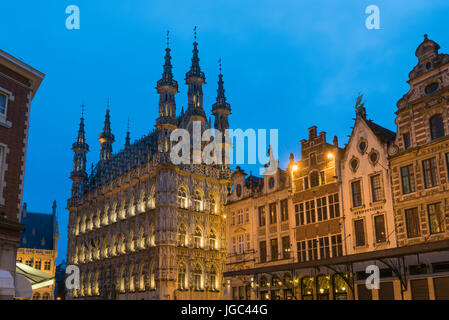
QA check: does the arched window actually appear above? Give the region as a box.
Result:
[94,271,100,295]
[333,274,348,300]
[129,264,135,292]
[177,187,188,209]
[310,171,319,188]
[209,194,217,214]
[193,190,203,212]
[193,264,202,290]
[149,263,156,289]
[148,186,156,209]
[301,276,314,300]
[119,266,125,293]
[209,229,217,250]
[429,114,445,140]
[209,266,217,291]
[316,275,330,300]
[32,292,40,300]
[138,226,145,249]
[148,224,155,247]
[138,191,146,213]
[177,224,187,247]
[139,263,145,291]
[194,227,202,249]
[102,236,109,258]
[259,276,268,287]
[271,275,281,287]
[178,263,186,290]
[42,292,50,300]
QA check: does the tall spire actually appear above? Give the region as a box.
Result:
[157,31,178,89]
[125,118,130,149]
[184,26,207,124]
[186,26,205,81]
[99,104,115,161]
[70,105,89,199]
[212,60,231,166]
[212,58,231,112]
[156,31,179,128]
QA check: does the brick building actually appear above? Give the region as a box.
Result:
[0,49,44,299]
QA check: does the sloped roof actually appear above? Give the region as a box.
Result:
[365,119,396,143]
[20,212,55,250]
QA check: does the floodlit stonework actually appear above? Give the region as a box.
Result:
[66,40,232,300]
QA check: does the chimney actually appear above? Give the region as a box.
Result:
[308,126,317,140]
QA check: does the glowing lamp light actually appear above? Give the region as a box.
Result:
[292,164,298,172]
[327,153,334,159]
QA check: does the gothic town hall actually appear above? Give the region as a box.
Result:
[66,39,232,300]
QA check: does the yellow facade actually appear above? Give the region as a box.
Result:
[16,248,57,300]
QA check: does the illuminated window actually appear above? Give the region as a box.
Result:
[193,227,202,248]
[193,190,203,211]
[209,230,217,250]
[282,236,290,259]
[209,195,217,214]
[374,215,386,243]
[193,265,202,290]
[178,264,186,290]
[177,225,187,247]
[177,187,188,208]
[428,202,443,234]
[209,267,217,291]
[35,259,42,270]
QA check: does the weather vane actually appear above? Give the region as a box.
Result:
[166,30,170,48]
[218,58,222,74]
[81,104,85,118]
[194,26,197,41]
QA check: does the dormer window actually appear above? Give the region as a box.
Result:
[425,82,439,94]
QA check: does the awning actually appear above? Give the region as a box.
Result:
[15,273,32,298]
[0,269,14,297]
[16,263,54,290]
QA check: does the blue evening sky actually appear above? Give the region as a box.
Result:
[1,0,448,263]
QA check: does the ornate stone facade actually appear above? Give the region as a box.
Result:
[66,39,232,300]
